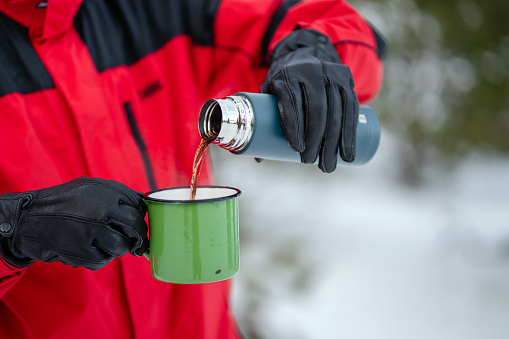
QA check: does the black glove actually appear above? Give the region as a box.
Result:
[261,28,359,173]
[0,177,148,270]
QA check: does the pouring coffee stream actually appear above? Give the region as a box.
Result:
[189,136,215,200]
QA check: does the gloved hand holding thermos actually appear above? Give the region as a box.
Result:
[199,29,380,173]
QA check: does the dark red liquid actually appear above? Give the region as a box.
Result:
[189,138,213,200]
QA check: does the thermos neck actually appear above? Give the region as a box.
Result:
[198,95,255,152]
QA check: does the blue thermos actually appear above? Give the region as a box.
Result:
[198,92,380,165]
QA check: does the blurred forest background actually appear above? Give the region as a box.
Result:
[211,0,509,338]
[354,0,509,185]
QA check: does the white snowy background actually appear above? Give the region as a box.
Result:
[211,130,509,339]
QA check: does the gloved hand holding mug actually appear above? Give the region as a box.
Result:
[0,177,148,270]
[261,28,359,173]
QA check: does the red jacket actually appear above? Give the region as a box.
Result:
[0,0,384,337]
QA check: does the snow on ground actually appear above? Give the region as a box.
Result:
[210,128,509,339]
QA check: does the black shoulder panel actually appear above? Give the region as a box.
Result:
[260,0,302,65]
[368,23,387,60]
[74,0,221,72]
[0,12,54,98]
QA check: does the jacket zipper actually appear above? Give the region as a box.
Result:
[123,102,157,190]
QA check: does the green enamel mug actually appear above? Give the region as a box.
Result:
[143,186,241,284]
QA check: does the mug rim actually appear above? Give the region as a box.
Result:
[144,185,241,204]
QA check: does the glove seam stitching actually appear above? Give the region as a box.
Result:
[17,234,114,264]
[340,87,356,161]
[37,180,142,211]
[28,214,144,240]
[321,75,335,172]
[282,67,303,152]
